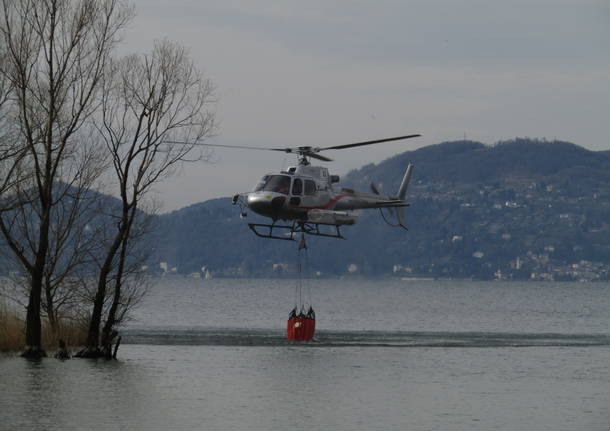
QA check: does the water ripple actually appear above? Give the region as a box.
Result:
[122,328,610,348]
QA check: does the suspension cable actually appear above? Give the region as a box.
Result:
[304,241,312,309]
[295,233,309,313]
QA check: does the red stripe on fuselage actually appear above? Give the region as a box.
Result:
[294,194,348,210]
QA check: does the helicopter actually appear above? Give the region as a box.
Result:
[167,134,420,240]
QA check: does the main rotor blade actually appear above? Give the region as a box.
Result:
[318,134,421,151]
[163,140,290,152]
[307,152,333,162]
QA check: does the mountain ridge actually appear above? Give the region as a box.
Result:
[343,138,610,191]
[3,138,609,281]
[150,138,610,280]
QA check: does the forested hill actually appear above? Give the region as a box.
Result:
[151,138,610,281]
[343,138,610,190]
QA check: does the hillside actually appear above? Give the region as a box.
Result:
[151,138,610,281]
[343,138,610,189]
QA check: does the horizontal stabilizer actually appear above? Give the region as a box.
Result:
[376,201,410,208]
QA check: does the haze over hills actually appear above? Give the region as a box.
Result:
[2,138,608,280]
[151,138,610,281]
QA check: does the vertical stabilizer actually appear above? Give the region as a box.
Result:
[395,163,414,229]
[398,163,414,200]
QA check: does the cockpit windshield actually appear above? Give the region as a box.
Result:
[254,175,291,195]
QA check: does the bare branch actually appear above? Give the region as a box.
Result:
[83,39,216,353]
[0,0,134,354]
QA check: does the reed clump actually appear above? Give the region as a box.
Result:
[0,301,88,353]
[42,317,89,350]
[0,301,24,352]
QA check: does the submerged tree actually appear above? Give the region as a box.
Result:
[78,40,215,357]
[0,1,216,358]
[0,0,133,357]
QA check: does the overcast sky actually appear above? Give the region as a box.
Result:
[123,0,610,211]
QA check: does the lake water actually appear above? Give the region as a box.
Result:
[2,278,610,430]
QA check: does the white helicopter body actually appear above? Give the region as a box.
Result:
[245,162,413,227]
[229,135,419,240]
[168,134,420,240]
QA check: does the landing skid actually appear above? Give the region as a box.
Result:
[248,221,345,240]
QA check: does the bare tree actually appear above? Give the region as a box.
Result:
[0,0,133,357]
[0,167,105,343]
[77,39,215,357]
[40,146,107,334]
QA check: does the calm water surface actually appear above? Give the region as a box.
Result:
[2,278,610,431]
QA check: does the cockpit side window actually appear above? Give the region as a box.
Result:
[256,175,291,195]
[304,180,316,196]
[291,178,303,195]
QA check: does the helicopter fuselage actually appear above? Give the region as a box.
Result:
[242,164,410,226]
[167,133,419,239]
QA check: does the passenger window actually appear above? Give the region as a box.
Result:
[292,178,303,195]
[304,180,316,196]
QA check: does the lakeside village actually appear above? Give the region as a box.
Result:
[149,175,610,282]
[151,257,610,282]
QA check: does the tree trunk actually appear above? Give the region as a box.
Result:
[101,208,134,358]
[21,269,46,358]
[79,218,128,357]
[77,272,109,357]
[21,199,52,359]
[101,279,121,357]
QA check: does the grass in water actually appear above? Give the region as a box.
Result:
[0,301,88,352]
[0,301,24,352]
